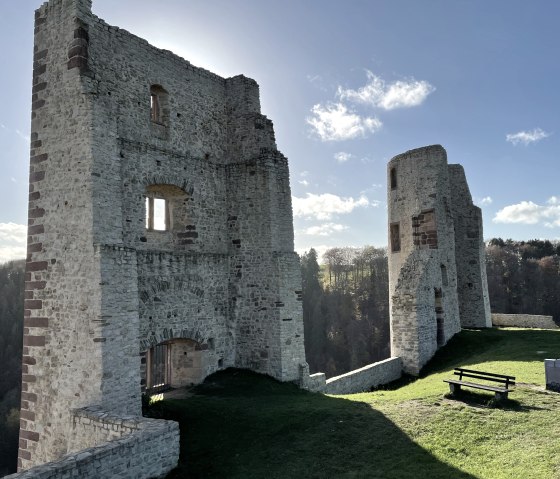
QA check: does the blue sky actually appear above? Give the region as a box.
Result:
[1,0,559,262]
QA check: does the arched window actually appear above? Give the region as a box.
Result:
[144,184,195,249]
[145,184,186,232]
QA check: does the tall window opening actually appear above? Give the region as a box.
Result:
[145,196,168,231]
[150,85,169,126]
[150,93,161,123]
[440,264,448,287]
[435,288,444,347]
[390,223,401,253]
[390,167,397,189]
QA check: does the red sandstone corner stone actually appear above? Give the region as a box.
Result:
[26,261,48,272]
[23,336,46,347]
[21,430,40,442]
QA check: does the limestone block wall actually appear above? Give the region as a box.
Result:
[387,145,461,375]
[19,0,307,471]
[299,358,402,394]
[492,314,558,329]
[6,407,179,479]
[323,358,402,394]
[545,359,560,392]
[448,165,491,328]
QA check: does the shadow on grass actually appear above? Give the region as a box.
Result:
[420,327,560,377]
[443,390,550,412]
[148,369,476,479]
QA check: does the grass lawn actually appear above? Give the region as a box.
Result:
[148,328,560,478]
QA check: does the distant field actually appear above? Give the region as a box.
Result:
[148,328,560,478]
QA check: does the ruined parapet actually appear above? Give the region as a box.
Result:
[19,0,306,472]
[387,145,461,375]
[448,165,491,328]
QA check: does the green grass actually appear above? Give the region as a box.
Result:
[148,328,560,478]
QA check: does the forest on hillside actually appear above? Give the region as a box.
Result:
[0,260,24,476]
[0,239,559,473]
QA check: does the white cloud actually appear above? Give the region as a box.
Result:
[334,152,353,163]
[506,128,550,146]
[15,129,30,142]
[0,223,27,263]
[293,193,372,220]
[295,244,331,263]
[298,179,309,187]
[306,102,382,141]
[302,223,349,236]
[480,196,493,205]
[0,123,5,129]
[337,70,435,110]
[300,171,310,177]
[493,198,560,227]
[10,177,16,183]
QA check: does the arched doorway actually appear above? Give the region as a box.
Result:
[146,338,208,393]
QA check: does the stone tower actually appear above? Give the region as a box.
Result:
[19,0,306,471]
[387,145,490,375]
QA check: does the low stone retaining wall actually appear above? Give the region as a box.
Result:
[301,357,402,394]
[545,359,560,392]
[324,357,402,394]
[492,313,558,329]
[6,407,179,479]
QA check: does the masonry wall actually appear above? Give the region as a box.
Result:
[448,165,491,328]
[492,313,558,329]
[19,0,306,472]
[323,357,402,394]
[6,407,179,479]
[387,145,461,375]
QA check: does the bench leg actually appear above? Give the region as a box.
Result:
[495,392,508,401]
[449,383,461,395]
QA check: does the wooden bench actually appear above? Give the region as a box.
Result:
[444,368,515,401]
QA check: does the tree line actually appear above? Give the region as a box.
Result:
[0,260,24,475]
[0,239,559,472]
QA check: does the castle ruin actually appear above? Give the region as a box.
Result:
[388,145,491,375]
[17,0,307,474]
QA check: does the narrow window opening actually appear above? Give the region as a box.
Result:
[440,264,448,287]
[153,198,166,230]
[390,223,401,253]
[151,94,161,123]
[435,288,444,347]
[390,167,397,189]
[145,196,168,231]
[149,85,169,127]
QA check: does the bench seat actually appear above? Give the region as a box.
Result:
[443,368,515,401]
[444,379,512,394]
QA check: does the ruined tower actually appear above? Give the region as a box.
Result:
[387,145,490,375]
[19,0,306,472]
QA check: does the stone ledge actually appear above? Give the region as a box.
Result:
[9,407,179,479]
[492,313,558,329]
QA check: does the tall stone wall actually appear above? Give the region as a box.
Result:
[19,0,306,472]
[387,146,492,375]
[448,165,491,328]
[387,145,462,375]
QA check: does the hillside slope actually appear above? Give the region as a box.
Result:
[147,328,560,478]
